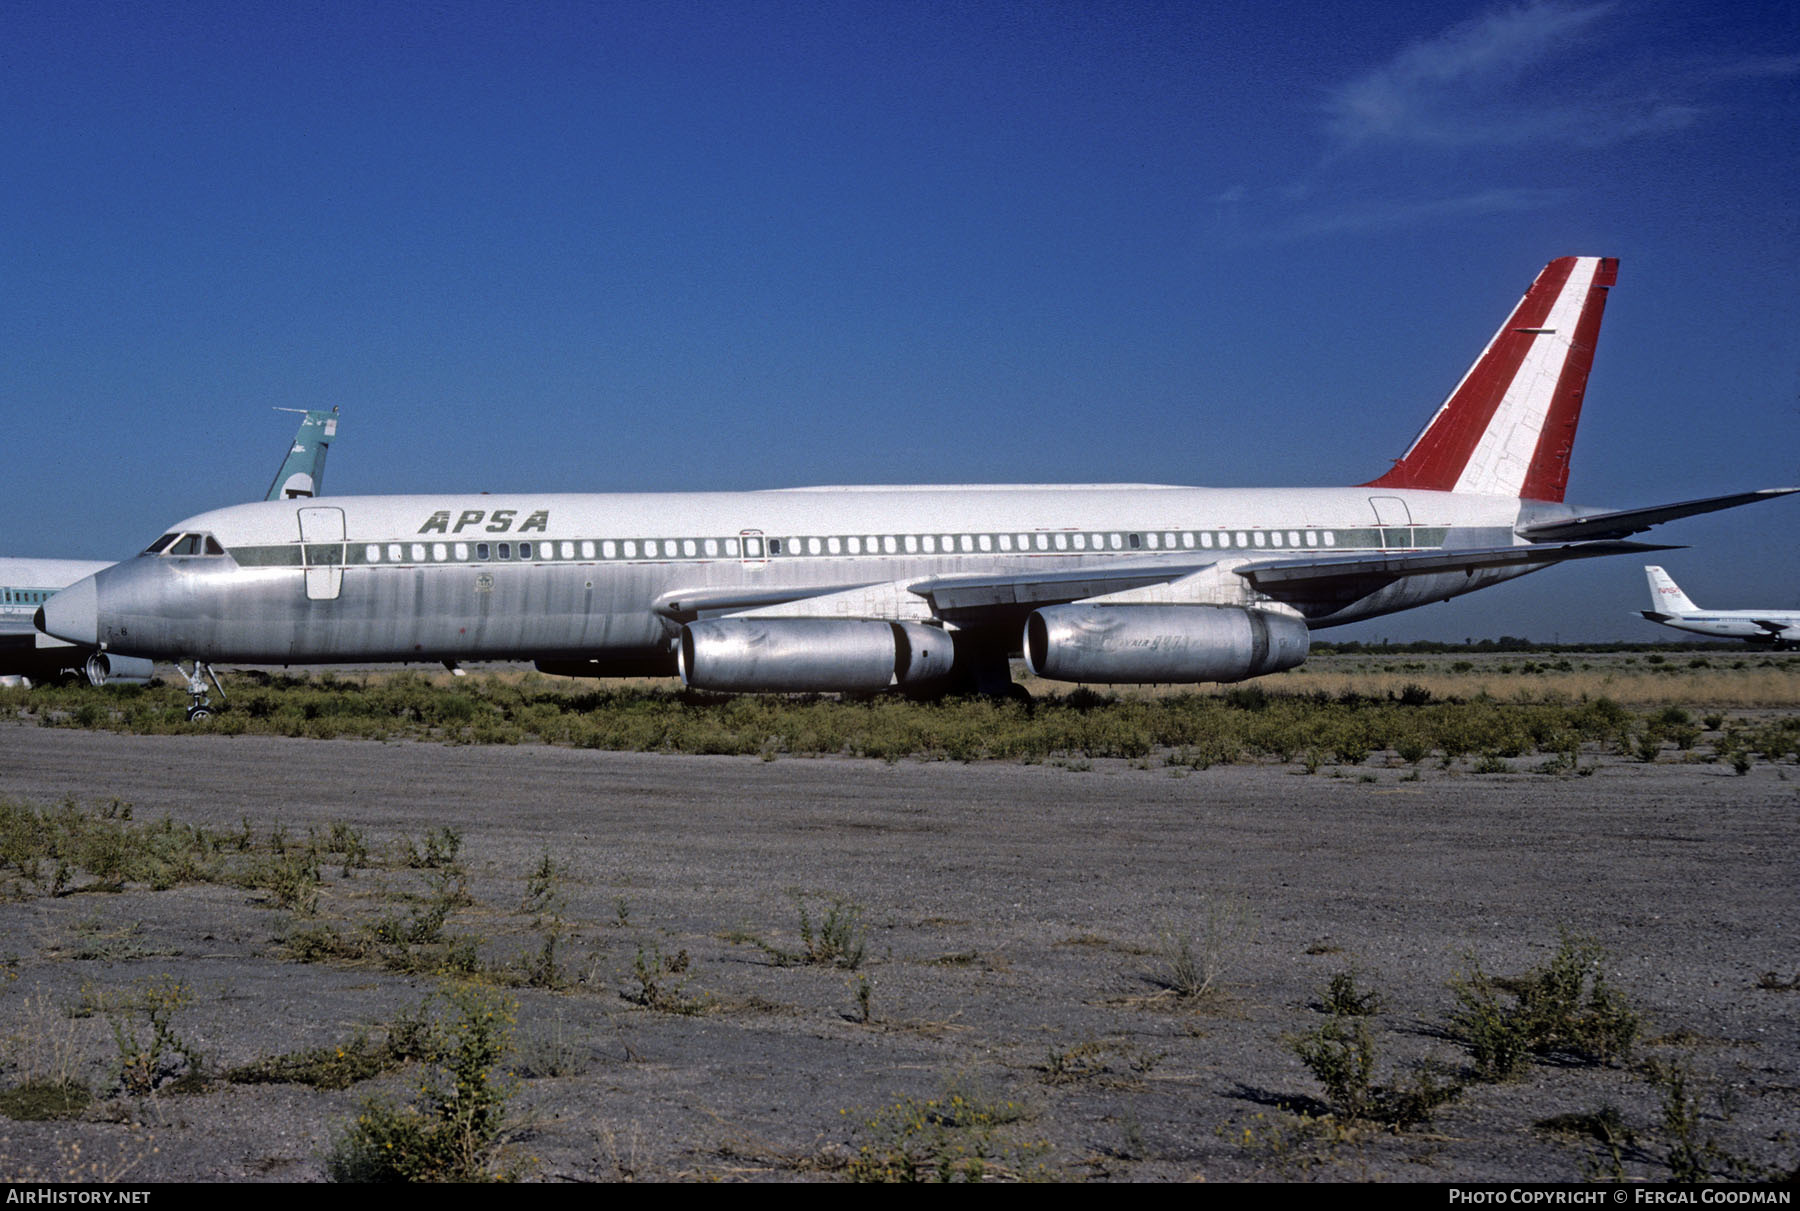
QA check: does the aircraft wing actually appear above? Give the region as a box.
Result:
[1752,618,1793,635]
[1237,540,1675,596]
[1516,488,1798,542]
[677,541,1675,631]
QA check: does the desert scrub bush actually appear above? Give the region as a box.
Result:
[0,987,95,1121]
[227,1030,407,1091]
[105,975,202,1096]
[1317,968,1383,1017]
[1448,932,1639,1081]
[402,826,465,871]
[734,891,870,969]
[327,984,519,1182]
[1151,896,1256,1003]
[1289,979,1458,1129]
[623,945,706,1015]
[846,1083,1049,1182]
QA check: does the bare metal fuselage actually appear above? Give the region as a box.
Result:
[71,485,1539,668]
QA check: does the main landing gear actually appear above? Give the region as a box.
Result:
[180,661,227,721]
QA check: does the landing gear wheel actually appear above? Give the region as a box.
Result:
[178,661,227,723]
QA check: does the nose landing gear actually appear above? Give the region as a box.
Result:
[180,661,227,722]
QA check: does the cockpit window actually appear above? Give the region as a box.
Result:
[142,532,226,557]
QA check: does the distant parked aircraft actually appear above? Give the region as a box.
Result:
[0,408,338,686]
[1637,566,1799,648]
[36,258,1800,719]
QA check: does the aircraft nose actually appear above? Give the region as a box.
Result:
[38,575,99,647]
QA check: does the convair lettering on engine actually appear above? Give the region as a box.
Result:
[34,257,1799,713]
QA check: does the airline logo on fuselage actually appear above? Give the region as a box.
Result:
[417,509,551,535]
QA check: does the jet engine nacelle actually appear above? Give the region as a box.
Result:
[83,652,155,687]
[1023,604,1309,684]
[680,618,956,693]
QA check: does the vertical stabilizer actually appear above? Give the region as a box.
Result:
[1365,256,1617,501]
[1645,566,1699,614]
[266,407,339,500]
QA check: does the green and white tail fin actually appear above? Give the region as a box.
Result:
[266,407,338,500]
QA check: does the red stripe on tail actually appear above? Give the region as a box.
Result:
[1365,257,1617,501]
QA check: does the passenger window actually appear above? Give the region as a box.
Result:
[601,541,616,558]
[411,544,426,562]
[808,537,823,555]
[1072,534,1087,550]
[1305,532,1318,547]
[1054,534,1068,550]
[680,539,694,557]
[1200,533,1212,548]
[389,543,404,562]
[519,542,534,560]
[1144,533,1157,549]
[704,538,718,557]
[999,534,1013,551]
[827,537,841,555]
[365,544,382,562]
[978,534,992,552]
[922,535,936,553]
[498,543,512,560]
[960,535,974,552]
[884,536,898,554]
[1324,532,1337,547]
[1253,532,1266,547]
[455,543,469,560]
[1110,533,1123,550]
[433,543,448,561]
[729,538,746,556]
[1271,532,1283,547]
[1236,532,1249,547]
[624,541,637,558]
[580,542,594,559]
[1288,531,1301,547]
[904,535,917,553]
[476,543,490,560]
[767,539,781,555]
[1035,534,1048,551]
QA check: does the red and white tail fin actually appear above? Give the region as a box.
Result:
[1365,256,1617,501]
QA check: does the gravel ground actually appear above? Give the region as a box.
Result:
[0,726,1795,1182]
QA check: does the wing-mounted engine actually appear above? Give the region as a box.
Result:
[679,618,955,693]
[1023,604,1309,684]
[83,652,155,687]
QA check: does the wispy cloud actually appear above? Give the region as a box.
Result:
[1322,0,1793,150]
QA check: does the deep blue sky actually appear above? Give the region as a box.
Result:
[6,1,1796,641]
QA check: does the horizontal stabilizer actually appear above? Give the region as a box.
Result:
[1518,488,1799,542]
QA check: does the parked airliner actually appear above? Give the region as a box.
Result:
[1637,566,1799,648]
[37,259,1797,716]
[1,408,337,687]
